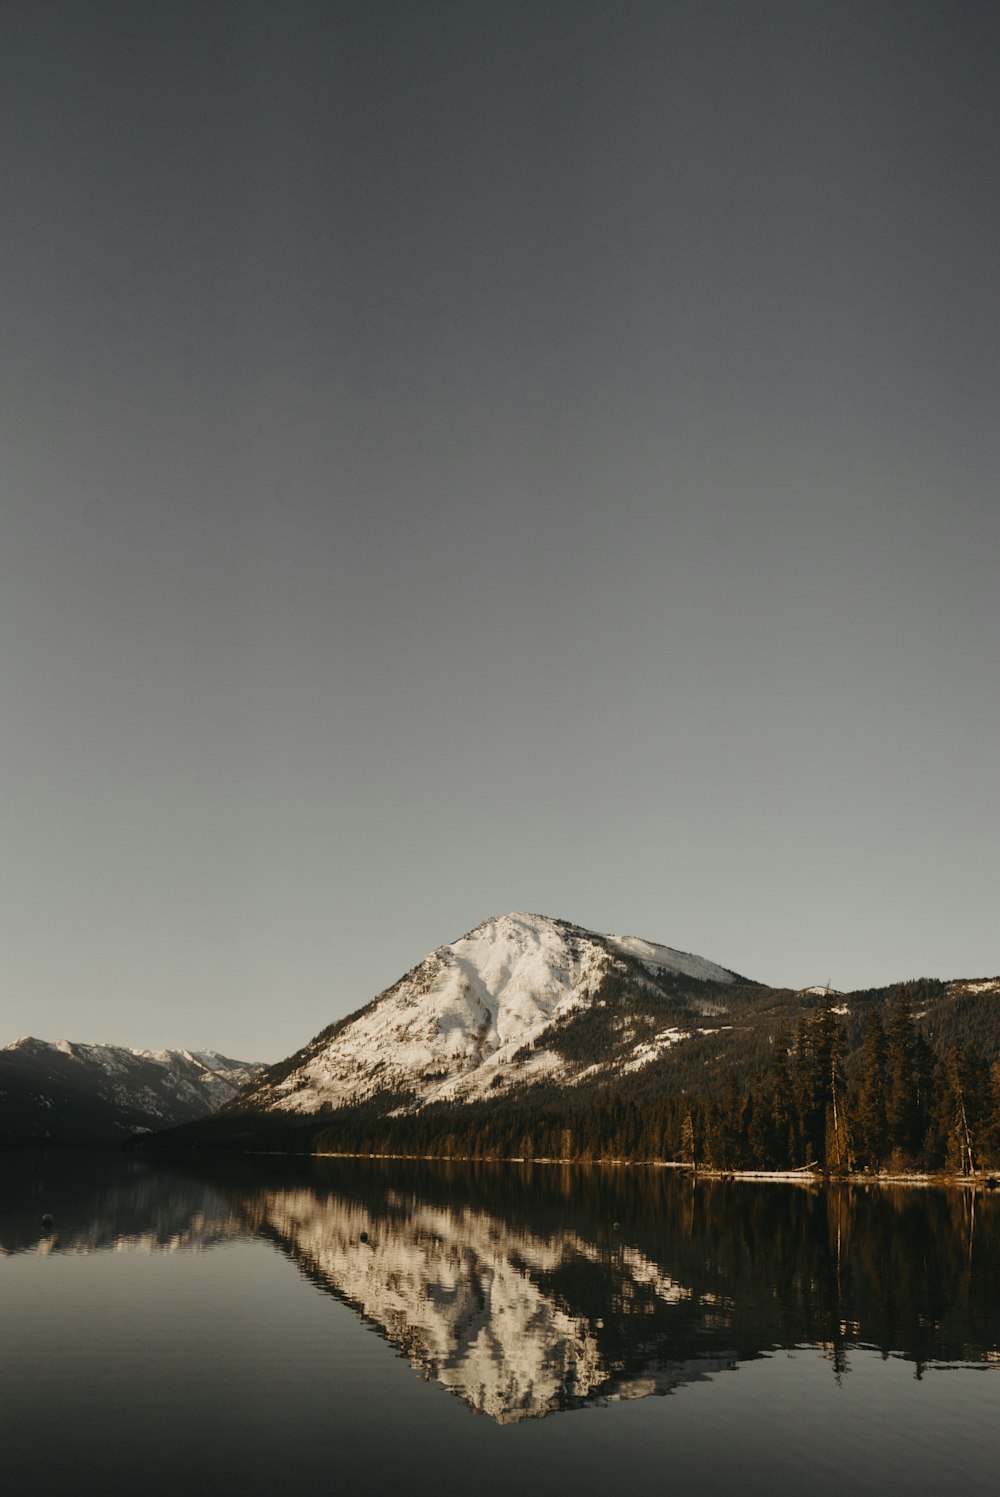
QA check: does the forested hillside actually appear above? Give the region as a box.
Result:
[146,980,1000,1175]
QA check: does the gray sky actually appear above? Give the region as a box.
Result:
[3,0,998,1061]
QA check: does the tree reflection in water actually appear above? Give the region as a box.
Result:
[3,1152,998,1421]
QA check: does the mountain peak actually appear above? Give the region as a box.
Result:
[234,914,744,1119]
[454,910,577,941]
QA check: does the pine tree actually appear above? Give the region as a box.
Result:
[713,1074,745,1169]
[680,1110,696,1169]
[796,1008,845,1168]
[885,992,917,1164]
[912,1030,937,1165]
[793,1014,822,1165]
[988,1058,1000,1168]
[747,1079,775,1166]
[854,1012,888,1168]
[947,1047,991,1176]
[769,1021,798,1168]
[822,1009,851,1172]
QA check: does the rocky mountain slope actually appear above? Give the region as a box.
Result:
[229,912,748,1118]
[0,1036,263,1144]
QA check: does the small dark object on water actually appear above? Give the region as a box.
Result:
[41,1213,54,1229]
[986,1178,998,1190]
[359,1231,368,1243]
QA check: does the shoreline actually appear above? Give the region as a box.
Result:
[307,1149,998,1187]
[14,1138,988,1189]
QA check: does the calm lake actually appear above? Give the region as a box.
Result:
[2,1152,998,1496]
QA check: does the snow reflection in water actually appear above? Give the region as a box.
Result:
[3,1153,1000,1428]
[257,1187,715,1422]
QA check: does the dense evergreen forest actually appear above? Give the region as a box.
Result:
[145,983,1000,1177]
[307,986,1000,1174]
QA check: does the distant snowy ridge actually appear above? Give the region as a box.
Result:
[0,1036,264,1143]
[234,912,746,1118]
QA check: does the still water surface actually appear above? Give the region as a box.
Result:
[2,1153,998,1495]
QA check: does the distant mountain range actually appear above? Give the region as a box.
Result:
[6,912,997,1155]
[0,1037,263,1145]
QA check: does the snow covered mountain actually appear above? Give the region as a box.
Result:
[232,912,746,1119]
[0,1036,264,1144]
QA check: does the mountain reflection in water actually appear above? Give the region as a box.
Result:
[3,1153,999,1423]
[253,1183,723,1421]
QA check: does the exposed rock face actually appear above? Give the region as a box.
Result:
[233,912,744,1117]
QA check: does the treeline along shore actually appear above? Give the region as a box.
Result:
[146,985,1000,1178]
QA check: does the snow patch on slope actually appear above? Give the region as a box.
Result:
[606,934,739,985]
[249,912,740,1118]
[265,913,608,1114]
[621,1028,690,1073]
